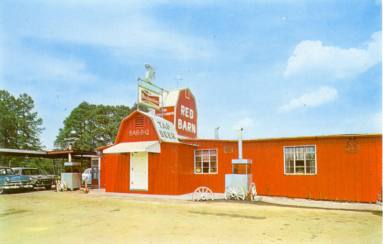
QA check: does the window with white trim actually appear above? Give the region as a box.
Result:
[194,149,217,174]
[284,146,316,174]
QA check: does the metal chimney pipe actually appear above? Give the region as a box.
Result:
[214,127,220,139]
[238,128,243,159]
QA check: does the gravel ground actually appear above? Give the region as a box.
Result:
[0,190,381,243]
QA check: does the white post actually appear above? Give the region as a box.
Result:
[68,144,72,162]
[98,157,101,189]
[238,128,243,160]
[214,127,220,139]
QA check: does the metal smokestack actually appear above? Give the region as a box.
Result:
[214,127,220,139]
[238,128,243,160]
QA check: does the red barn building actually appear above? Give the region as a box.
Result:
[99,88,382,203]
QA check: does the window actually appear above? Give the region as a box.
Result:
[224,145,234,153]
[284,146,316,175]
[194,149,218,174]
[0,168,14,175]
[22,168,39,175]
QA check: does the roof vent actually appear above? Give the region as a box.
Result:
[135,116,144,128]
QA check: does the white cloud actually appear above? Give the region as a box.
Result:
[284,31,381,80]
[2,43,96,83]
[9,1,214,61]
[279,86,338,112]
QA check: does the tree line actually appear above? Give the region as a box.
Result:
[0,89,134,168]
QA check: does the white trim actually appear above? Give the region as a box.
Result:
[283,145,317,176]
[162,112,174,116]
[98,157,101,189]
[185,89,190,99]
[103,141,161,154]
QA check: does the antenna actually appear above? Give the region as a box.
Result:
[176,76,183,88]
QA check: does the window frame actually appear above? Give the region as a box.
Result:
[283,145,317,176]
[194,148,218,175]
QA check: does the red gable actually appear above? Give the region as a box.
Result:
[115,111,159,143]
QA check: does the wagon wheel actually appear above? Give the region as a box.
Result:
[236,188,246,200]
[248,183,257,201]
[225,186,246,200]
[224,189,231,200]
[224,186,235,200]
[192,186,214,201]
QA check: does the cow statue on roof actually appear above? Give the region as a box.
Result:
[139,64,156,84]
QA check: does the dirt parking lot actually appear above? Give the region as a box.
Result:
[0,191,381,243]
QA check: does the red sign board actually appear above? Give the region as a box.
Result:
[175,89,197,138]
[138,87,161,109]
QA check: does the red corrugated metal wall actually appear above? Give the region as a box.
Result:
[102,154,130,192]
[245,136,382,203]
[147,143,180,194]
[181,135,382,203]
[100,110,381,202]
[101,143,196,194]
[178,141,237,194]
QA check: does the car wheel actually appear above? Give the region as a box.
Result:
[45,185,52,190]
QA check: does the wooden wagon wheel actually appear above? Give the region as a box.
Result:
[248,182,257,201]
[236,188,246,200]
[224,186,236,200]
[225,186,246,200]
[192,186,214,201]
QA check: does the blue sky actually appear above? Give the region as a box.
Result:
[0,0,381,149]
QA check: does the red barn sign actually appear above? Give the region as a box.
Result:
[174,89,197,138]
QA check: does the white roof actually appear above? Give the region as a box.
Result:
[162,89,180,107]
[103,141,161,154]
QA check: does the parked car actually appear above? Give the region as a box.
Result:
[12,167,55,190]
[82,168,92,185]
[0,166,34,194]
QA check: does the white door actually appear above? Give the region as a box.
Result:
[130,152,148,190]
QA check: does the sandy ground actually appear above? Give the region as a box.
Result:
[0,191,381,244]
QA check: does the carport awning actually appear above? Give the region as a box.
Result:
[103,141,161,154]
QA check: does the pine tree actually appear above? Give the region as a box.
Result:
[0,90,43,150]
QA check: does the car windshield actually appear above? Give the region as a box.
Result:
[22,169,40,175]
[0,168,14,175]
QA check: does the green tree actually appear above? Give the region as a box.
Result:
[0,90,43,149]
[55,102,132,151]
[0,90,45,168]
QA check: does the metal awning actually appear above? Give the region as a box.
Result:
[0,148,97,158]
[103,141,161,154]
